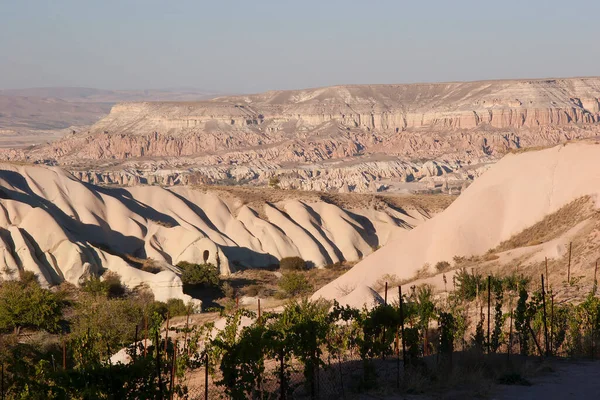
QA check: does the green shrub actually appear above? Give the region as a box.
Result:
[177,262,220,288]
[278,272,312,297]
[82,271,126,299]
[166,298,189,317]
[279,257,307,271]
[0,278,67,334]
[454,267,482,301]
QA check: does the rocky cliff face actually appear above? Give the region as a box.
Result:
[3,77,600,192]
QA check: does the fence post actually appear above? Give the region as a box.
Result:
[384,282,388,305]
[280,348,287,400]
[595,260,598,288]
[568,242,572,284]
[184,308,191,356]
[62,339,66,370]
[1,363,4,400]
[550,292,555,355]
[164,311,170,354]
[169,340,177,400]
[133,324,139,362]
[144,314,148,357]
[399,286,407,370]
[396,330,400,389]
[311,350,316,400]
[156,331,165,400]
[204,352,209,400]
[487,276,491,354]
[545,257,549,292]
[382,281,388,360]
[528,323,544,358]
[541,274,549,357]
[258,298,262,322]
[508,305,514,362]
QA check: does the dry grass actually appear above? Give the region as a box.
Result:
[502,138,600,156]
[123,255,163,273]
[192,184,455,214]
[494,196,596,252]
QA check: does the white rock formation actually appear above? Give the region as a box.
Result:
[314,142,600,301]
[0,163,429,301]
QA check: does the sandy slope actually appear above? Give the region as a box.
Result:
[314,143,600,301]
[0,163,420,304]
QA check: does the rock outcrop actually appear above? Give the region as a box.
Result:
[314,142,600,302]
[0,163,445,302]
[3,77,600,192]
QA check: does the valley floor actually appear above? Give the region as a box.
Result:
[493,359,600,400]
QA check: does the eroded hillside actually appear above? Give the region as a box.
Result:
[3,77,600,193]
[0,163,448,303]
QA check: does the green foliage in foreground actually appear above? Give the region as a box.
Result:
[177,261,220,289]
[278,272,313,297]
[4,265,600,399]
[0,274,67,334]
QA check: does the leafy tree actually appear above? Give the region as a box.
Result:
[278,272,312,297]
[81,271,126,299]
[490,286,504,353]
[454,267,483,301]
[514,286,530,355]
[70,295,144,360]
[413,284,436,355]
[177,262,220,288]
[0,277,66,334]
[472,308,485,351]
[166,298,190,317]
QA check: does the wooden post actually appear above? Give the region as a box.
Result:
[396,329,400,388]
[487,276,491,354]
[550,292,555,355]
[568,242,572,284]
[62,340,66,370]
[144,314,148,357]
[258,298,262,322]
[541,275,549,357]
[155,331,165,399]
[280,348,287,400]
[204,352,209,400]
[528,323,544,357]
[164,311,170,354]
[399,286,407,369]
[508,306,514,361]
[382,281,388,359]
[133,324,139,362]
[545,257,549,292]
[1,363,4,400]
[384,282,388,305]
[184,308,190,355]
[169,340,177,400]
[595,260,598,287]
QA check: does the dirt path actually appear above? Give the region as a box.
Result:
[493,360,600,400]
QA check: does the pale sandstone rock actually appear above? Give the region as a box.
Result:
[2,78,599,193]
[0,163,425,302]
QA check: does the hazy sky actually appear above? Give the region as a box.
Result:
[1,0,599,93]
